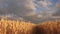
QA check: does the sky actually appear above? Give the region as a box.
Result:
[0,0,60,23]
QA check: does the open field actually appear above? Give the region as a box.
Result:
[0,18,36,34]
[37,21,60,34]
[0,18,60,34]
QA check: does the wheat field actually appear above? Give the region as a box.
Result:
[0,18,36,34]
[0,18,60,34]
[37,21,60,34]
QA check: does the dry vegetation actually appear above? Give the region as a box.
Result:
[0,18,36,34]
[0,18,60,34]
[37,21,60,34]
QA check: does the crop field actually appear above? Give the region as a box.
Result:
[0,18,60,34]
[37,21,60,34]
[0,18,36,34]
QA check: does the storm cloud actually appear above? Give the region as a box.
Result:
[0,0,60,23]
[53,3,60,16]
[0,0,36,16]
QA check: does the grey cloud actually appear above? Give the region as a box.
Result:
[8,0,36,16]
[23,0,60,23]
[0,0,37,23]
[53,3,60,16]
[36,0,52,7]
[53,11,60,16]
[0,0,60,23]
[0,0,36,16]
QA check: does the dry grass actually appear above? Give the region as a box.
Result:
[0,18,60,34]
[0,18,36,34]
[37,21,60,34]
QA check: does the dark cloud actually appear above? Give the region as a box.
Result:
[0,0,60,23]
[53,11,60,16]
[53,3,60,16]
[0,0,37,23]
[0,0,36,16]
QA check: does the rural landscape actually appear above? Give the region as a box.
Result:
[0,0,60,34]
[0,17,60,34]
